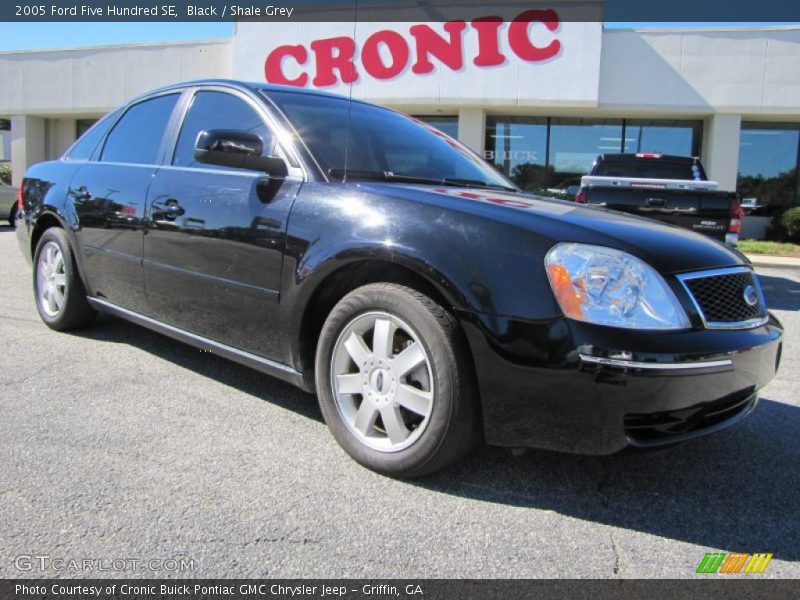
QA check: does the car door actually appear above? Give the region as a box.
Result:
[71,93,181,314]
[143,87,302,360]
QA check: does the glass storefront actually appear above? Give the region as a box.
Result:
[737,122,800,217]
[623,119,702,156]
[485,116,702,193]
[485,117,549,191]
[548,118,623,191]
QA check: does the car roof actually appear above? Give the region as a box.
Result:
[135,78,359,104]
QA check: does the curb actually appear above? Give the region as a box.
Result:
[744,254,800,271]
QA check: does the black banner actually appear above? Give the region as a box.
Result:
[2,0,800,22]
[2,580,800,600]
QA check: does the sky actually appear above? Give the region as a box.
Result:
[0,23,234,51]
[0,22,797,52]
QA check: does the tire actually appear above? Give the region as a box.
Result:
[315,283,481,477]
[8,204,16,228]
[33,227,96,331]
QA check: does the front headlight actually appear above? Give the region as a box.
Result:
[545,243,690,330]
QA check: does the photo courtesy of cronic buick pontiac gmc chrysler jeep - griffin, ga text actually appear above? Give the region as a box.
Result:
[15,80,783,477]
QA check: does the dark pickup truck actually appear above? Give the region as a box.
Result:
[577,154,743,246]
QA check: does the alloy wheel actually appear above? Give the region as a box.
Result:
[37,241,67,318]
[330,311,434,452]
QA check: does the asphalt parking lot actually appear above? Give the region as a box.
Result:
[0,225,798,579]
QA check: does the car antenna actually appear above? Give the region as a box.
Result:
[342,5,358,184]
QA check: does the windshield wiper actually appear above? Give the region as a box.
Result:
[327,169,518,193]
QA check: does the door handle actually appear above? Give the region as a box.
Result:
[151,198,185,221]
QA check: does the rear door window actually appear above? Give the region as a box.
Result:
[100,94,180,165]
[65,109,121,162]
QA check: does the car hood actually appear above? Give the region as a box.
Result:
[356,182,747,275]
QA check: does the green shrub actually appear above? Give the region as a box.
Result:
[0,163,10,186]
[781,207,800,242]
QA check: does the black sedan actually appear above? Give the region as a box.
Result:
[15,80,782,477]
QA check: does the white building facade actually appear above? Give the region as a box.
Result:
[1,19,799,236]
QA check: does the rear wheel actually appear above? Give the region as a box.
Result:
[8,204,17,227]
[315,283,480,477]
[33,228,96,330]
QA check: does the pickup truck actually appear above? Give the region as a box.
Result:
[577,153,743,245]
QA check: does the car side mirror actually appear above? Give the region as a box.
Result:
[194,129,288,178]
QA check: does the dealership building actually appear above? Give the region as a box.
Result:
[1,19,799,237]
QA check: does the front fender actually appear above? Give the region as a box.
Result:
[279,183,564,372]
[293,241,470,312]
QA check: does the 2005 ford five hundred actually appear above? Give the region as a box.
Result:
[16,80,783,477]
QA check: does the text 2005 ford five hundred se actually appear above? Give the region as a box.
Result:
[16,80,782,477]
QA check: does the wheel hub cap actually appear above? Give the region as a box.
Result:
[365,361,397,402]
[375,371,385,393]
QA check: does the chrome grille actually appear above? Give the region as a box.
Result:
[678,267,767,329]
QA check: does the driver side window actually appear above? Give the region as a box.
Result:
[173,91,275,169]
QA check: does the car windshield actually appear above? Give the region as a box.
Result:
[264,89,516,191]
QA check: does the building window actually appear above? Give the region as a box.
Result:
[76,119,98,139]
[485,117,549,191]
[737,122,800,217]
[485,116,703,193]
[414,115,458,139]
[548,118,623,191]
[623,119,702,156]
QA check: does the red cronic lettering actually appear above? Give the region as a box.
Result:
[310,36,359,86]
[485,197,532,208]
[508,9,561,62]
[264,45,309,87]
[262,9,564,87]
[471,16,506,66]
[431,188,533,209]
[409,21,467,74]
[362,30,410,80]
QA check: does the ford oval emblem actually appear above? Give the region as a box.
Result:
[743,285,759,307]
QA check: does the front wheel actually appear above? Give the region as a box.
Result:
[315,283,480,477]
[33,228,96,331]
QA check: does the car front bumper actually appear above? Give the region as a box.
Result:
[460,311,783,455]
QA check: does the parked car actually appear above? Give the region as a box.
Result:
[0,180,17,226]
[577,153,744,245]
[16,81,782,477]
